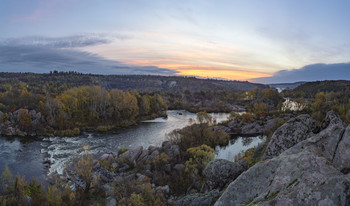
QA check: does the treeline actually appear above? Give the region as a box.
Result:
[0,72,267,94]
[282,80,350,123]
[0,84,167,136]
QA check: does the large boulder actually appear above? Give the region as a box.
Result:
[215,112,350,206]
[120,146,143,163]
[202,159,248,192]
[263,114,317,159]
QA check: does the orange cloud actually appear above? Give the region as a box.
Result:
[123,61,272,81]
[176,69,272,81]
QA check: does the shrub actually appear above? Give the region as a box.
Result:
[185,144,215,176]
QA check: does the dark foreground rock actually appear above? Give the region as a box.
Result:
[201,159,248,192]
[215,111,350,206]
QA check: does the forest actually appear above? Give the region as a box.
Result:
[0,83,167,136]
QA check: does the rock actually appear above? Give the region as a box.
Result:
[175,190,221,206]
[4,126,15,136]
[146,149,160,162]
[163,144,180,162]
[143,164,151,171]
[106,197,116,206]
[174,164,185,172]
[227,120,237,128]
[111,162,118,170]
[264,119,276,133]
[29,110,36,117]
[252,142,266,161]
[333,125,350,173]
[310,111,345,161]
[156,185,170,194]
[202,159,247,192]
[213,126,231,133]
[145,170,153,178]
[120,146,143,163]
[98,168,117,182]
[241,122,263,134]
[99,153,114,162]
[136,173,147,181]
[162,141,172,149]
[103,184,115,196]
[111,152,118,159]
[215,112,350,206]
[31,119,40,127]
[93,161,101,169]
[263,114,317,159]
[238,159,248,170]
[165,164,171,173]
[118,164,130,172]
[127,146,143,162]
[148,145,158,153]
[229,104,246,112]
[137,149,149,162]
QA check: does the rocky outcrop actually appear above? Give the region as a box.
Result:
[215,111,350,206]
[0,109,45,137]
[201,159,248,192]
[263,114,317,159]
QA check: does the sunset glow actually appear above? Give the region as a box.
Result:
[176,69,272,81]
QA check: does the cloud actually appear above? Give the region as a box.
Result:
[0,35,176,76]
[252,63,350,84]
[0,34,115,48]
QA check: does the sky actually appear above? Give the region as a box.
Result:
[1,0,350,83]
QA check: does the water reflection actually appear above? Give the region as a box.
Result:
[215,135,265,161]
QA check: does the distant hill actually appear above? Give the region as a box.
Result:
[293,80,350,97]
[0,72,268,93]
[269,82,306,91]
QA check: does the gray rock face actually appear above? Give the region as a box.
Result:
[263,114,317,159]
[202,159,247,192]
[215,111,350,206]
[175,190,221,206]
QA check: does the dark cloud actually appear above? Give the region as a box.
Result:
[0,34,113,48]
[0,36,176,76]
[252,63,350,84]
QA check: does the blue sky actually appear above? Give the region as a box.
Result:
[1,0,350,82]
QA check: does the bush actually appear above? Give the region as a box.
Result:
[97,125,114,132]
[185,144,215,176]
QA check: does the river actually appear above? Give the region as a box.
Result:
[0,110,264,183]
